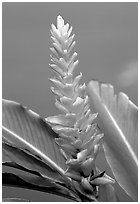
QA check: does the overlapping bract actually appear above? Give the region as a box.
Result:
[46,16,115,200]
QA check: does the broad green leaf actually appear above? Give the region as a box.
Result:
[87,80,138,201]
[99,184,119,202]
[3,142,64,182]
[3,161,43,177]
[2,172,78,201]
[2,99,68,181]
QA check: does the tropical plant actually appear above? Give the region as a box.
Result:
[2,16,138,202]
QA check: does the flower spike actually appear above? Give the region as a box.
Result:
[46,16,115,201]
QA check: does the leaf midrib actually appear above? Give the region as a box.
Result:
[103,104,138,164]
[2,126,65,176]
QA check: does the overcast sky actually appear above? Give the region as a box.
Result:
[2,2,137,202]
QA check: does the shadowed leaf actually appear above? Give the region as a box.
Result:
[99,184,119,202]
[87,80,138,201]
[2,172,78,201]
[2,99,68,182]
[2,142,64,182]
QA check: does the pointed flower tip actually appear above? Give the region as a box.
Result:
[77,149,88,162]
[66,158,77,165]
[65,172,81,181]
[81,178,93,193]
[81,158,95,177]
[45,117,49,122]
[57,15,64,30]
[57,15,63,19]
[95,133,104,143]
[49,78,54,82]
[90,176,115,186]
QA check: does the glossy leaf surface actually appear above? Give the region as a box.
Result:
[99,184,119,202]
[2,172,78,201]
[87,80,138,201]
[3,142,63,182]
[2,99,67,180]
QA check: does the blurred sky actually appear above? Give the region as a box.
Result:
[2,2,137,202]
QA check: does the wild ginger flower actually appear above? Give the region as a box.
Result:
[46,16,115,200]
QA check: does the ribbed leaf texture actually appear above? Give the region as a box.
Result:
[2,99,68,182]
[98,184,119,202]
[87,80,138,201]
[3,172,78,201]
[3,142,63,182]
[45,16,116,201]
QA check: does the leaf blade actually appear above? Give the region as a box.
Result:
[2,99,67,179]
[99,184,119,202]
[2,142,64,182]
[87,80,138,201]
[2,172,78,202]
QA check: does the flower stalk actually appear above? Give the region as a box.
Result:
[46,16,116,201]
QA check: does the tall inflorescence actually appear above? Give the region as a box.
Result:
[46,16,115,201]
